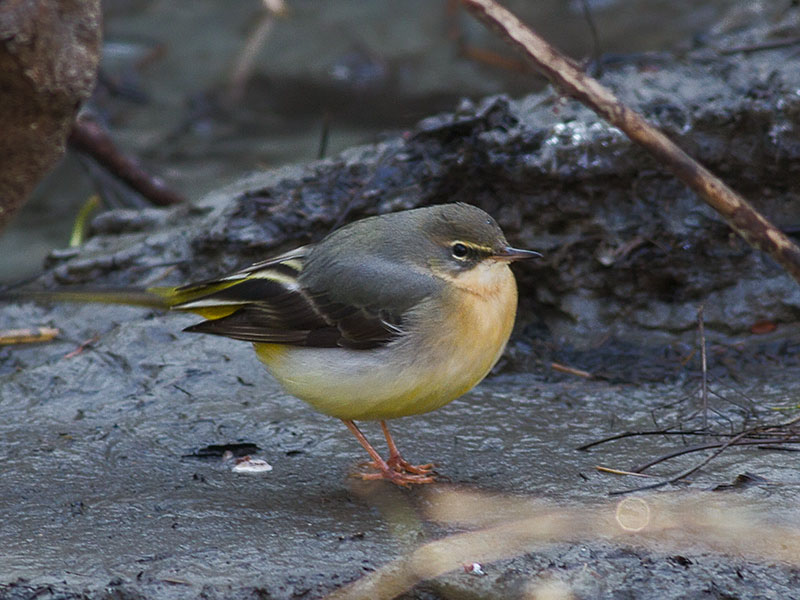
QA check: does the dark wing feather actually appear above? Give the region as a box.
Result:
[176,249,405,349]
[304,292,404,349]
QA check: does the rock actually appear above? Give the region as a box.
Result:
[0,0,101,229]
[34,35,800,349]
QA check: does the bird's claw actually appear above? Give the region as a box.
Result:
[386,455,436,476]
[355,469,437,486]
[356,456,438,485]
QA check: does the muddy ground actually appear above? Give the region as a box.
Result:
[2,301,800,599]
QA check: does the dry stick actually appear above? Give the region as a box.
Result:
[0,327,60,345]
[68,116,186,206]
[225,0,287,104]
[460,0,800,286]
[225,12,276,105]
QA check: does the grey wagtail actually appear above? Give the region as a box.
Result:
[14,203,540,485]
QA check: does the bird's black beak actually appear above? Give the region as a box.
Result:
[492,246,543,262]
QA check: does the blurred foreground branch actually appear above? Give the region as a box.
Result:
[459,0,800,286]
[327,487,800,600]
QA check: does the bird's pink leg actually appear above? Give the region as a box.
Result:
[341,420,436,486]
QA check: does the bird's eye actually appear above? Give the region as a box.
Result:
[451,242,468,259]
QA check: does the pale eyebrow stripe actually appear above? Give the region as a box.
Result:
[452,240,494,254]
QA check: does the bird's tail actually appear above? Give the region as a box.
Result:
[1,282,249,321]
[1,287,175,311]
[3,247,310,321]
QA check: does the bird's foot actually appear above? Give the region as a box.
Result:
[357,455,438,486]
[343,420,438,486]
[386,454,436,476]
[356,467,437,486]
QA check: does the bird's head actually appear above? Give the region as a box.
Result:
[414,203,541,281]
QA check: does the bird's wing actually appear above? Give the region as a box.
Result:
[159,247,406,349]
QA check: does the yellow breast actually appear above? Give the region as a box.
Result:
[420,260,518,401]
[254,261,518,421]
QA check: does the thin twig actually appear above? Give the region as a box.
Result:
[64,336,100,359]
[610,431,752,495]
[599,412,800,495]
[577,0,602,71]
[577,429,734,452]
[612,431,800,495]
[719,37,800,55]
[317,111,331,160]
[697,304,708,432]
[630,438,800,474]
[459,0,800,286]
[622,413,800,476]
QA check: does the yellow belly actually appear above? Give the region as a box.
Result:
[254,263,518,420]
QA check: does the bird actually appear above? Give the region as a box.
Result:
[14,203,540,485]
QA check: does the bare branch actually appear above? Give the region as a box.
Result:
[68,115,186,206]
[460,0,800,286]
